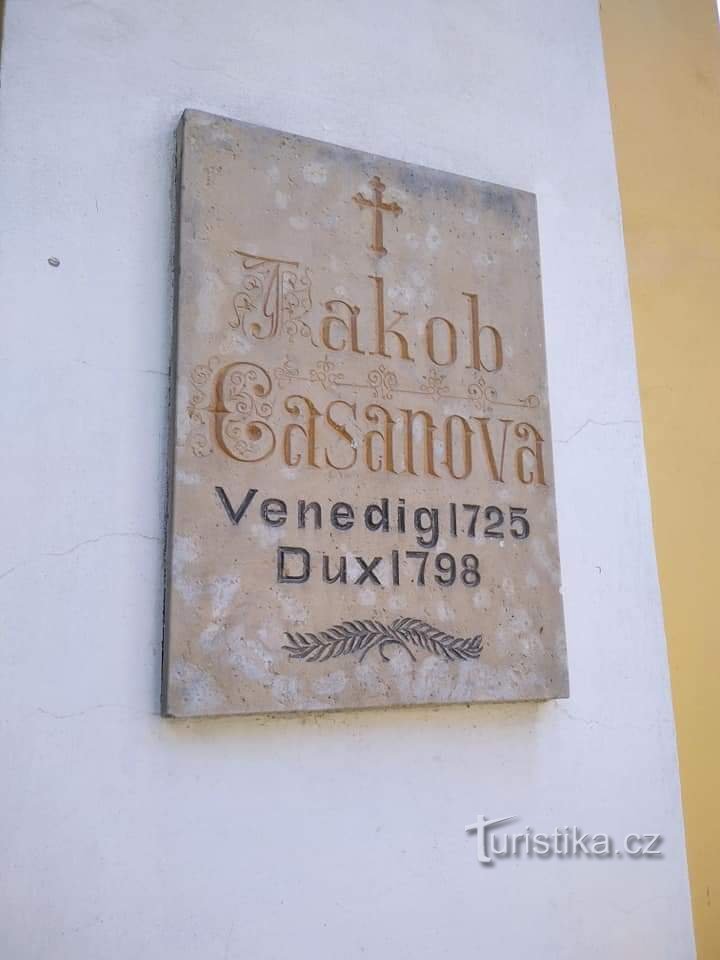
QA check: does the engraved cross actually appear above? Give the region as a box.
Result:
[353,176,402,256]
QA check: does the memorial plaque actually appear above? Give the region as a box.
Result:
[162,109,568,717]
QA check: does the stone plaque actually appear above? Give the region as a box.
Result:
[162,109,568,717]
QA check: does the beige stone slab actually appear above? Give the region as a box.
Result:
[162,109,568,717]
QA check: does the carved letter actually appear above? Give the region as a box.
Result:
[215,487,258,525]
[283,395,321,468]
[400,408,439,477]
[473,417,512,482]
[277,546,310,583]
[464,292,503,372]
[363,403,397,473]
[426,316,457,366]
[322,555,348,584]
[325,399,358,471]
[515,422,547,485]
[320,300,364,354]
[370,275,412,361]
[212,362,276,463]
[443,415,473,480]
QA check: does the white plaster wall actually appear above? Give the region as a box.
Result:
[0,1,695,957]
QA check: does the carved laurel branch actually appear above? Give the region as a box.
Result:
[283,617,484,664]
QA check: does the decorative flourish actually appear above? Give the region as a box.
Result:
[272,355,344,391]
[231,250,313,342]
[264,357,541,415]
[283,269,314,343]
[283,617,484,664]
[188,356,223,456]
[273,357,300,389]
[468,377,539,414]
[367,365,399,400]
[309,356,345,391]
[420,368,449,401]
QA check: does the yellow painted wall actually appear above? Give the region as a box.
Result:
[600,1,720,955]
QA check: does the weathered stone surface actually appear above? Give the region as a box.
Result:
[163,109,568,717]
